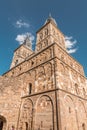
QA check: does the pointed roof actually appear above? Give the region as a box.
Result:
[45,14,57,26]
[23,36,32,49]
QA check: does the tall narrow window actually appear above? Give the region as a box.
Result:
[82,123,85,130]
[41,121,43,127]
[83,88,85,97]
[69,107,71,113]
[64,127,66,130]
[29,83,32,94]
[25,122,28,130]
[75,83,79,95]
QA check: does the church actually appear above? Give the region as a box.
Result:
[0,15,87,130]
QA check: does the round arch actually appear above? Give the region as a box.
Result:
[22,98,34,108]
[35,94,54,108]
[77,100,87,129]
[18,98,34,130]
[78,100,87,117]
[0,115,7,130]
[35,95,54,130]
[61,95,78,130]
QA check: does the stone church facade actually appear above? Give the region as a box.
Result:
[0,16,87,130]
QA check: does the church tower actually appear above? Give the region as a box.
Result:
[0,15,87,130]
[36,14,66,52]
[10,36,33,69]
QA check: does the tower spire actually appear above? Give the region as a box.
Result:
[23,35,32,49]
[45,14,57,26]
[49,13,52,18]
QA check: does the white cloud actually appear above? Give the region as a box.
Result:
[15,32,34,44]
[15,19,29,28]
[65,36,78,54]
[66,48,77,54]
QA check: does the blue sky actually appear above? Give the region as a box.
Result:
[0,0,87,76]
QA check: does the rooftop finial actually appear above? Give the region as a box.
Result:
[49,13,52,18]
[44,13,57,26]
[23,35,32,49]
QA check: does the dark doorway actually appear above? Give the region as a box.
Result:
[0,116,6,130]
[0,121,3,130]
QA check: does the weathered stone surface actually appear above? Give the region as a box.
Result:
[0,16,87,130]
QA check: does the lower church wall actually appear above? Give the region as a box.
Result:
[18,91,58,130]
[58,90,87,130]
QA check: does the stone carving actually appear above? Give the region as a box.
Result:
[1,16,87,130]
[36,66,45,91]
[35,62,54,92]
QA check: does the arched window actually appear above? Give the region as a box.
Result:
[39,33,43,40]
[75,83,79,95]
[29,83,32,94]
[44,28,48,35]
